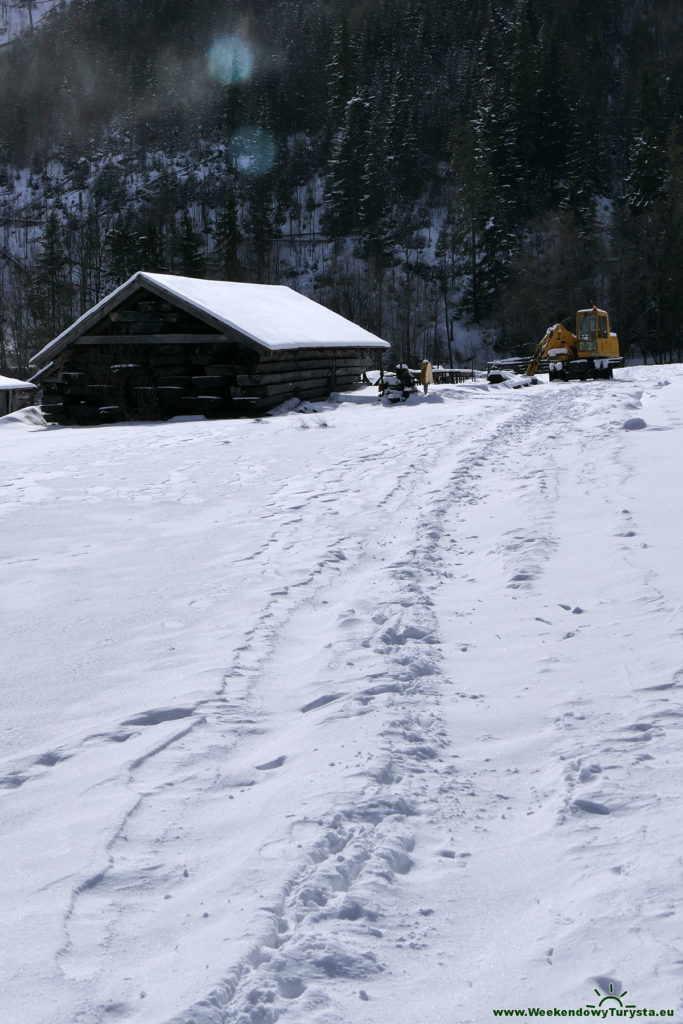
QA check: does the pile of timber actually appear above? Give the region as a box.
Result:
[486,356,542,374]
[39,342,367,425]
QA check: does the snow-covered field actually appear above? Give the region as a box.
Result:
[2,366,682,1024]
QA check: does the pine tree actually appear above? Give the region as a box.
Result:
[106,213,138,284]
[106,210,166,281]
[72,199,105,313]
[533,29,571,205]
[386,67,420,206]
[177,209,206,278]
[214,189,242,280]
[357,103,395,336]
[326,15,354,136]
[626,132,667,213]
[31,211,73,339]
[322,93,371,240]
[245,178,275,282]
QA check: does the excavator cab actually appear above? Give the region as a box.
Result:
[576,308,610,354]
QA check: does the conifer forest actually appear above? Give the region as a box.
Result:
[0,0,681,376]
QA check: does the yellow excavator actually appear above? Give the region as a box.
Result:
[526,307,621,380]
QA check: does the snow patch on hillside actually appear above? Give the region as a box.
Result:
[0,0,69,44]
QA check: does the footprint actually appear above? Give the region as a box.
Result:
[338,900,378,922]
[359,683,404,700]
[380,624,436,646]
[0,773,28,790]
[277,977,306,999]
[571,799,611,816]
[85,730,136,743]
[255,756,287,771]
[508,570,535,588]
[121,707,195,727]
[300,694,342,713]
[35,751,71,767]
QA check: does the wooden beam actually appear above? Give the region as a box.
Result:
[235,379,335,399]
[109,310,180,323]
[237,367,345,387]
[75,334,230,345]
[254,357,362,374]
[264,347,374,362]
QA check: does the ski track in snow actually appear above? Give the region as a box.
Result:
[2,372,683,1024]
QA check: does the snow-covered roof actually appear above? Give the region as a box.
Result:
[30,272,390,366]
[0,373,36,391]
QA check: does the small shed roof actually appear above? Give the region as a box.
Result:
[0,373,36,391]
[30,272,390,367]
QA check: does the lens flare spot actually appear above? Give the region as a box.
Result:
[228,127,276,177]
[207,35,254,85]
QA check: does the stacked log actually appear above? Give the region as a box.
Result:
[39,341,368,424]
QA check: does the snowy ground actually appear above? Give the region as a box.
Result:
[2,366,682,1024]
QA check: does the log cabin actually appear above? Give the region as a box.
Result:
[29,272,390,424]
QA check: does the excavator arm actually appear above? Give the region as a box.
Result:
[526,323,576,376]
